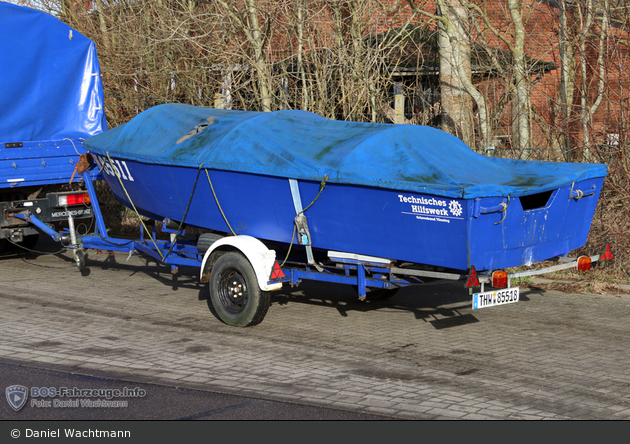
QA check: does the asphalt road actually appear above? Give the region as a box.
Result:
[0,360,386,420]
[1,236,630,420]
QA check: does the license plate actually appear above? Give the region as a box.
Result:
[472,287,519,309]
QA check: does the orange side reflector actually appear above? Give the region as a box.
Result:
[577,256,591,272]
[466,266,480,288]
[492,271,508,288]
[270,262,285,279]
[600,244,613,261]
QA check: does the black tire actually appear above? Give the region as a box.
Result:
[209,251,271,327]
[74,250,86,271]
[196,232,225,253]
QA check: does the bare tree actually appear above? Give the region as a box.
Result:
[558,0,577,159]
[462,0,536,158]
[507,0,531,157]
[555,0,611,160]
[408,0,490,149]
[578,0,609,160]
[215,0,274,111]
[436,0,475,146]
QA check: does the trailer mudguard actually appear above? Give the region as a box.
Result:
[200,235,283,292]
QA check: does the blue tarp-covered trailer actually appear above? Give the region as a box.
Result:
[0,2,106,143]
[0,2,106,252]
[85,103,607,274]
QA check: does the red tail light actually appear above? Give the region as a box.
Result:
[492,271,508,288]
[59,193,90,206]
[577,256,591,272]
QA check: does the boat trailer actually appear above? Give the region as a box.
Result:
[9,168,614,327]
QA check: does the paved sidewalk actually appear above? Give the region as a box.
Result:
[1,245,630,420]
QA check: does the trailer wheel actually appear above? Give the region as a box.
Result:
[74,250,86,271]
[209,252,270,327]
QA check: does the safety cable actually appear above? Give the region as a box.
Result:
[4,208,94,256]
[106,152,165,261]
[97,234,134,247]
[4,237,67,255]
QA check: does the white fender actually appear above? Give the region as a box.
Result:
[200,235,283,292]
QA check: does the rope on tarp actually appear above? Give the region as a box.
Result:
[494,196,510,225]
[301,175,328,213]
[106,151,164,261]
[570,182,584,200]
[205,169,236,236]
[63,138,81,155]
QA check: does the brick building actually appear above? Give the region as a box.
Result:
[368,0,629,156]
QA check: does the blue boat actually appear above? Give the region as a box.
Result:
[84,103,606,273]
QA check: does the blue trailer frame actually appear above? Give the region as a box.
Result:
[10,159,612,327]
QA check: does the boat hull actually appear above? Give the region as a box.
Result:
[92,154,604,272]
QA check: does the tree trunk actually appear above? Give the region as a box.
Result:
[580,0,609,160]
[559,0,577,160]
[508,0,531,159]
[437,0,475,147]
[245,0,272,112]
